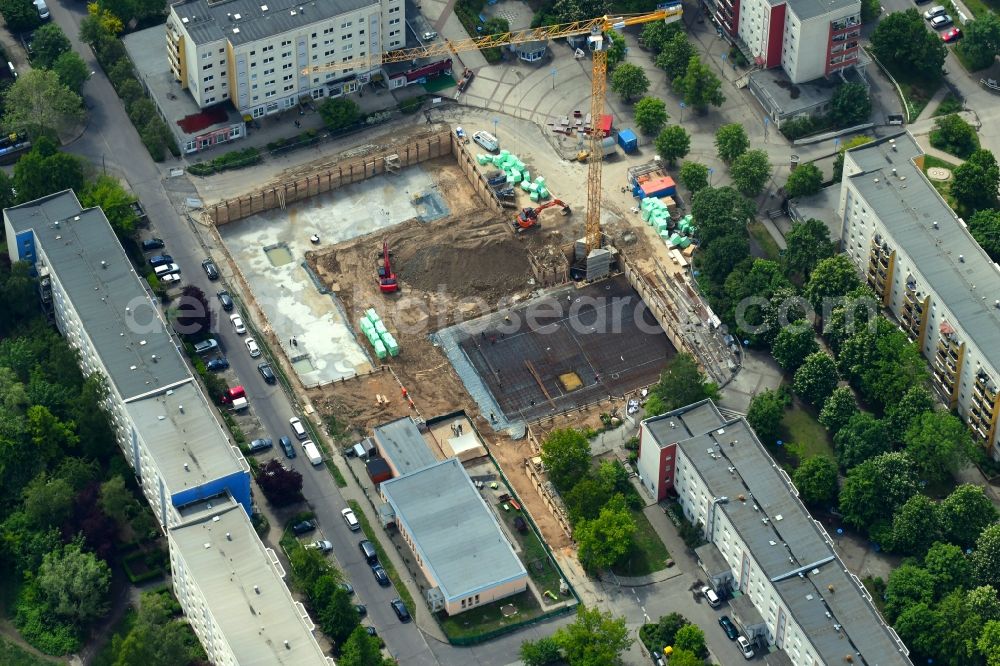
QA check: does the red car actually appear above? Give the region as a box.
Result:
[941,27,962,42]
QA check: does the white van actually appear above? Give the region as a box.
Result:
[702,586,721,608]
[302,440,322,466]
[154,263,180,276]
[33,0,49,20]
[230,397,249,412]
[473,130,499,153]
[289,416,308,440]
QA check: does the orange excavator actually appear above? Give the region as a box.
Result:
[514,199,571,232]
[377,240,398,293]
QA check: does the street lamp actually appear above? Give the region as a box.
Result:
[679,101,686,124]
[550,66,557,90]
[492,117,499,138]
[708,166,714,186]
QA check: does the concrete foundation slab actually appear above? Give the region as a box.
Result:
[219,166,438,386]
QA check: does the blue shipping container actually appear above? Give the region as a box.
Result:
[617,129,638,153]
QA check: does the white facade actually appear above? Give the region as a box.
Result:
[167,0,403,118]
[781,1,860,83]
[736,0,780,66]
[839,133,1000,458]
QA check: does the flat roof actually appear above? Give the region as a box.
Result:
[380,458,527,602]
[171,0,375,46]
[644,399,725,447]
[4,191,191,401]
[169,498,330,665]
[126,383,247,494]
[749,68,839,118]
[373,417,437,476]
[646,404,911,665]
[846,132,1000,370]
[788,0,858,21]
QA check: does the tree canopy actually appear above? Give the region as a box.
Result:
[829,82,871,128]
[792,351,839,406]
[553,605,632,666]
[574,494,636,571]
[771,321,818,371]
[690,186,754,246]
[540,429,591,492]
[803,255,862,319]
[834,412,890,471]
[968,209,1000,261]
[610,63,650,102]
[678,161,709,195]
[319,97,360,130]
[655,33,695,79]
[730,149,772,197]
[654,125,690,165]
[951,149,999,214]
[645,352,719,417]
[715,123,749,163]
[634,96,668,135]
[839,451,919,532]
[958,12,1000,71]
[675,55,724,112]
[903,411,973,484]
[746,389,786,446]
[2,69,85,140]
[870,9,947,82]
[792,456,839,508]
[818,386,857,434]
[784,163,824,199]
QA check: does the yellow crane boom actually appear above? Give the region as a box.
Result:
[305,3,683,268]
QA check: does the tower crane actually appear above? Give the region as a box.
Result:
[305,2,683,275]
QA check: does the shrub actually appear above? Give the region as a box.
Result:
[399,95,426,114]
[188,148,261,176]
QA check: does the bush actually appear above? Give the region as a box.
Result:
[399,95,426,114]
[780,115,824,140]
[15,583,81,655]
[929,113,979,158]
[188,148,262,176]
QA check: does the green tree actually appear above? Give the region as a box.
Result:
[931,114,980,159]
[784,163,823,199]
[829,82,871,128]
[3,69,85,139]
[79,175,139,238]
[958,12,1000,71]
[541,429,591,492]
[838,317,929,411]
[648,353,719,414]
[553,605,632,666]
[13,139,86,203]
[30,23,72,69]
[979,620,1000,666]
[698,233,750,283]
[746,389,786,446]
[969,585,1000,623]
[885,563,936,622]
[925,542,974,598]
[111,591,199,666]
[519,636,562,666]
[771,322,818,371]
[690,186,754,246]
[604,30,627,70]
[99,475,137,530]
[676,55,724,112]
[818,386,857,434]
[903,411,973,484]
[22,473,75,529]
[36,543,111,625]
[665,649,702,666]
[715,123,749,163]
[792,456,839,508]
[839,451,919,533]
[941,484,998,550]
[26,404,79,465]
[673,624,706,658]
[730,149,771,197]
[319,97,360,130]
[968,209,1000,260]
[610,63,650,102]
[0,0,42,33]
[793,351,838,406]
[678,161,709,195]
[654,125,690,165]
[804,255,861,320]
[894,602,942,661]
[655,33,695,79]
[640,21,681,53]
[973,523,1000,589]
[574,494,635,571]
[723,259,794,345]
[482,16,510,34]
[834,412,890,471]
[861,0,881,22]
[884,385,935,445]
[312,574,359,647]
[889,495,942,555]
[633,96,668,135]
[52,51,91,94]
[951,149,999,213]
[870,9,946,82]
[564,476,614,524]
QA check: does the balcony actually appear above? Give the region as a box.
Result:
[831,16,862,33]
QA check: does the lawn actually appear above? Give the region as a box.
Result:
[897,80,938,122]
[0,638,61,666]
[437,589,546,640]
[611,507,670,577]
[498,508,565,600]
[961,0,991,17]
[932,93,964,117]
[776,401,834,470]
[921,154,961,210]
[348,500,415,611]
[748,221,782,261]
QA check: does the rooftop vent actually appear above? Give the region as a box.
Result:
[73,216,80,221]
[54,220,60,227]
[670,421,677,428]
[139,339,146,345]
[178,404,184,413]
[183,463,189,471]
[129,365,137,371]
[203,543,211,549]
[874,178,879,183]
[233,27,240,33]
[716,428,726,435]
[255,585,261,594]
[933,221,939,229]
[284,640,290,649]
[182,16,189,22]
[960,255,965,262]
[212,516,220,522]
[775,514,784,521]
[226,532,231,540]
[289,9,296,14]
[100,260,107,269]
[233,12,241,18]
[260,3,267,8]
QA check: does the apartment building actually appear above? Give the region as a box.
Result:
[637,401,912,665]
[729,0,859,82]
[166,0,404,118]
[170,496,332,666]
[838,132,1000,459]
[4,190,253,527]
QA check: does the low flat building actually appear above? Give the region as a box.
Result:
[373,416,437,478]
[839,132,1000,459]
[637,400,911,665]
[380,458,528,615]
[169,495,331,665]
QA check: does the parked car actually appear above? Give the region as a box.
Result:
[941,26,962,41]
[289,416,308,440]
[153,263,180,277]
[245,337,261,357]
[141,238,164,251]
[258,361,276,384]
[291,519,316,535]
[359,539,378,564]
[217,290,234,312]
[148,254,173,267]
[342,507,360,531]
[160,272,182,284]
[230,313,246,335]
[737,636,755,659]
[206,357,230,371]
[355,604,367,617]
[924,5,946,18]
[719,616,739,640]
[390,598,411,622]
[248,438,273,454]
[930,14,952,28]
[202,258,220,280]
[193,338,219,355]
[33,0,49,20]
[701,585,721,608]
[305,540,333,553]
[371,563,390,586]
[280,436,296,458]
[365,626,378,637]
[339,582,354,595]
[421,30,438,40]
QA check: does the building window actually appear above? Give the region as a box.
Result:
[202,63,213,70]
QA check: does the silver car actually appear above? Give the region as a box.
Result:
[923,5,945,18]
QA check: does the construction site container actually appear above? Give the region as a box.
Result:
[601,136,617,157]
[530,191,540,202]
[538,187,549,198]
[365,308,380,324]
[520,181,532,191]
[598,114,613,137]
[477,154,490,165]
[639,176,676,199]
[360,318,374,333]
[366,330,381,346]
[617,129,638,153]
[373,340,387,359]
[374,321,388,335]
